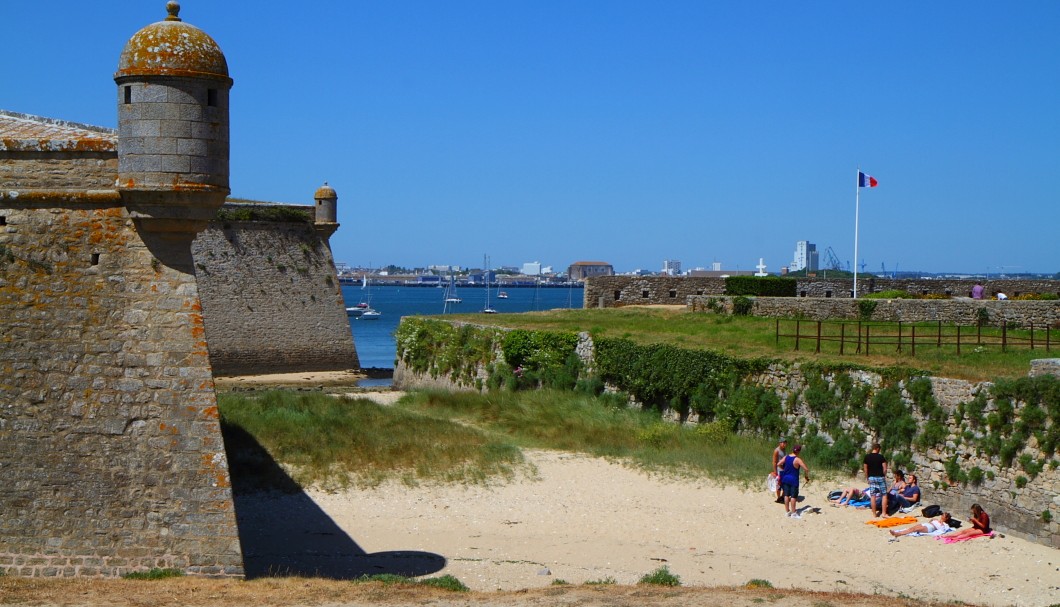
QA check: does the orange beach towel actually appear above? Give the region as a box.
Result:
[865,516,918,528]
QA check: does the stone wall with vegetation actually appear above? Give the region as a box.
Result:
[585,276,1060,308]
[689,295,1060,328]
[193,213,358,375]
[0,202,243,577]
[393,316,1060,547]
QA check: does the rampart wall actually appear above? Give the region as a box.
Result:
[584,276,1060,308]
[0,201,243,576]
[689,295,1060,328]
[193,216,358,375]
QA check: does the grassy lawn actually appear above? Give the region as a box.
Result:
[443,307,1051,381]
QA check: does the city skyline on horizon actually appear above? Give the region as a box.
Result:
[4,2,1057,275]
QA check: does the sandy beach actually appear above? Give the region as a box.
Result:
[238,448,1059,606]
[212,378,1060,607]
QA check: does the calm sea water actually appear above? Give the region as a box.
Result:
[343,284,584,369]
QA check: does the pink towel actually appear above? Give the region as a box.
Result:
[937,532,994,544]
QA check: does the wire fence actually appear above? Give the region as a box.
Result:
[775,319,1054,357]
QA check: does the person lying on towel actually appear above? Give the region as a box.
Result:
[889,513,952,537]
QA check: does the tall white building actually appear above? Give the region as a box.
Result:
[792,241,818,272]
[521,261,542,276]
[662,259,682,276]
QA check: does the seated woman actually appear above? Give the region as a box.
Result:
[948,504,992,539]
[830,486,866,507]
[889,512,952,537]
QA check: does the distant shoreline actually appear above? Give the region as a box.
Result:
[338,278,585,288]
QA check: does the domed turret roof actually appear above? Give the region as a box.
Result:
[115,2,231,83]
[314,182,338,199]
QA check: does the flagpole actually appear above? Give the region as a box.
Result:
[853,168,860,299]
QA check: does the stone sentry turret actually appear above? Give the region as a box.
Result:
[115,0,233,233]
[313,181,340,238]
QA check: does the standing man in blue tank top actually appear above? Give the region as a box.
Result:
[780,445,810,518]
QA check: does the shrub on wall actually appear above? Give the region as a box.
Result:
[731,296,753,316]
[395,318,502,385]
[857,299,878,320]
[724,276,796,297]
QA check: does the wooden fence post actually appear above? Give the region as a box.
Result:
[956,324,961,355]
[937,320,942,349]
[795,319,801,351]
[1002,321,1007,352]
[1030,323,1035,350]
[840,322,846,355]
[816,321,822,354]
[911,325,916,357]
[897,321,902,353]
[866,325,870,356]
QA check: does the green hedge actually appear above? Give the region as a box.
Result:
[724,276,797,297]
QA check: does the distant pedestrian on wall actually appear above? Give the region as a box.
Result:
[863,443,888,517]
[971,282,984,300]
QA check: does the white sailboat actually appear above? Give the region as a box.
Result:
[482,254,497,314]
[348,273,381,319]
[443,272,461,305]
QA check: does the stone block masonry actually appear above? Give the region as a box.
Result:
[193,216,358,375]
[584,276,1060,309]
[688,295,1060,328]
[0,202,243,576]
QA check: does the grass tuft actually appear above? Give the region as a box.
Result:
[638,565,681,586]
[353,573,468,591]
[121,568,184,580]
[746,578,773,588]
[417,575,470,592]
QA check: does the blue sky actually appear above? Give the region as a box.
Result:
[4,1,1058,274]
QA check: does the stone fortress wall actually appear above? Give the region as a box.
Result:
[1,4,357,578]
[0,132,244,576]
[585,275,1060,310]
[689,296,1060,329]
[193,202,358,375]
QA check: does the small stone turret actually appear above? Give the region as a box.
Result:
[313,181,339,238]
[114,1,233,232]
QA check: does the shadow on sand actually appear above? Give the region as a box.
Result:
[221,423,446,579]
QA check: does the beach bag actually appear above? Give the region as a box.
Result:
[949,518,963,528]
[827,489,843,501]
[922,504,942,518]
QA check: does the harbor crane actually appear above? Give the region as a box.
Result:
[824,246,843,271]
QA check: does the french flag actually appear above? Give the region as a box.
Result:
[858,171,878,188]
